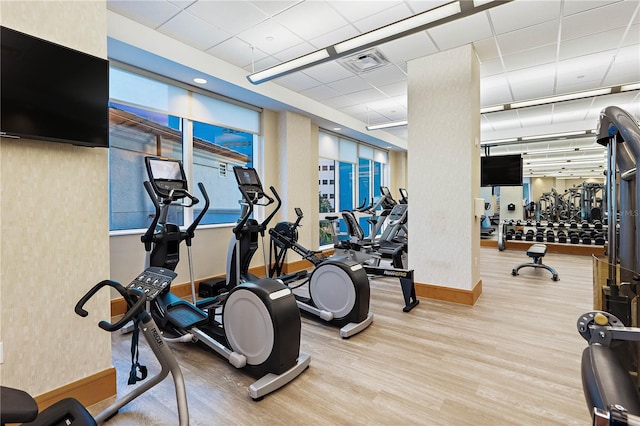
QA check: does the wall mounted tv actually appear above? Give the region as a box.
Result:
[1,26,109,148]
[481,154,523,187]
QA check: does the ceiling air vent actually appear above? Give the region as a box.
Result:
[338,49,389,74]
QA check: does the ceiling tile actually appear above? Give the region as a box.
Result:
[473,37,499,62]
[508,63,556,99]
[327,75,373,94]
[302,61,354,84]
[489,1,561,35]
[556,50,616,87]
[207,37,267,69]
[428,12,493,51]
[559,28,626,61]
[406,0,452,14]
[602,45,640,86]
[274,72,322,92]
[274,1,349,41]
[323,95,359,109]
[502,44,557,72]
[300,84,342,101]
[378,31,438,64]
[308,25,360,49]
[346,88,388,104]
[352,3,414,34]
[479,58,504,77]
[169,1,197,8]
[623,23,640,48]
[236,19,303,54]
[108,0,181,29]
[563,0,625,16]
[272,42,318,62]
[377,81,407,97]
[496,20,559,56]
[480,74,512,106]
[158,11,231,50]
[562,1,639,41]
[251,1,302,17]
[186,1,269,34]
[358,65,407,87]
[326,1,399,22]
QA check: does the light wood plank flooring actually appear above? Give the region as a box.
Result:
[90,247,594,425]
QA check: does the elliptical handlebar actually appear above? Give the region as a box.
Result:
[142,180,210,246]
[75,281,147,332]
[233,182,280,237]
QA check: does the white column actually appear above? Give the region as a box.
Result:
[407,44,481,302]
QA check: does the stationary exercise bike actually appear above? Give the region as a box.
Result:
[141,156,310,400]
[221,166,372,338]
[1,267,189,426]
[268,205,374,338]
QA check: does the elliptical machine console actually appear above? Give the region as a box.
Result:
[141,156,310,400]
[230,166,373,338]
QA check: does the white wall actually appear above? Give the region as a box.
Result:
[0,1,111,395]
[499,186,524,221]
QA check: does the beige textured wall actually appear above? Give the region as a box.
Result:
[389,151,408,199]
[407,44,481,290]
[1,1,111,395]
[276,111,315,256]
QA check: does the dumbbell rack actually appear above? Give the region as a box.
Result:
[497,219,609,253]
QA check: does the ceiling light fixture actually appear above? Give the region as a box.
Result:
[246,0,512,84]
[193,77,207,84]
[510,88,612,109]
[621,82,640,92]
[247,49,331,84]
[480,105,504,113]
[521,130,589,141]
[333,2,462,54]
[366,120,408,131]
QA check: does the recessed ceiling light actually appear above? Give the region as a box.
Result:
[194,78,207,84]
[333,127,341,131]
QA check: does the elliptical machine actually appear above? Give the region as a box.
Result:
[141,156,310,400]
[224,166,373,338]
[1,266,189,426]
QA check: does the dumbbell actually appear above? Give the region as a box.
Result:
[525,230,535,241]
[594,234,606,245]
[569,221,578,229]
[515,230,524,240]
[582,235,592,245]
[546,230,556,243]
[558,221,566,229]
[557,231,567,243]
[594,221,603,230]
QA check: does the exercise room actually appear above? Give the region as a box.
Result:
[1,1,639,425]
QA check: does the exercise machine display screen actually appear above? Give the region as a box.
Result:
[146,157,188,198]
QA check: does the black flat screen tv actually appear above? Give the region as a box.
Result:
[1,26,109,148]
[481,154,523,187]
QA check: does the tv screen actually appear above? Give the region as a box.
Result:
[481,155,523,187]
[0,26,109,148]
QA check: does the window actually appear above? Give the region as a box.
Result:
[318,130,388,247]
[109,102,184,230]
[109,66,259,232]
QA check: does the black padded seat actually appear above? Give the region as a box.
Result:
[511,244,559,281]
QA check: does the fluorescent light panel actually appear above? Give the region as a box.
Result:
[521,130,588,141]
[510,88,612,109]
[248,49,330,84]
[621,82,640,92]
[334,2,461,54]
[366,120,408,130]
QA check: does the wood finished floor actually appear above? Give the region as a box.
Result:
[90,247,593,425]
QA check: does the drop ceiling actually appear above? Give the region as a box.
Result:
[106,0,640,178]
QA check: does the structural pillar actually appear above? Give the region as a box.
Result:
[407,44,482,305]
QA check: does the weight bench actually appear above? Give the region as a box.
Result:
[511,243,559,281]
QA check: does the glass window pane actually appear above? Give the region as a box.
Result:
[339,161,355,212]
[192,120,254,225]
[109,102,183,231]
[319,158,335,213]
